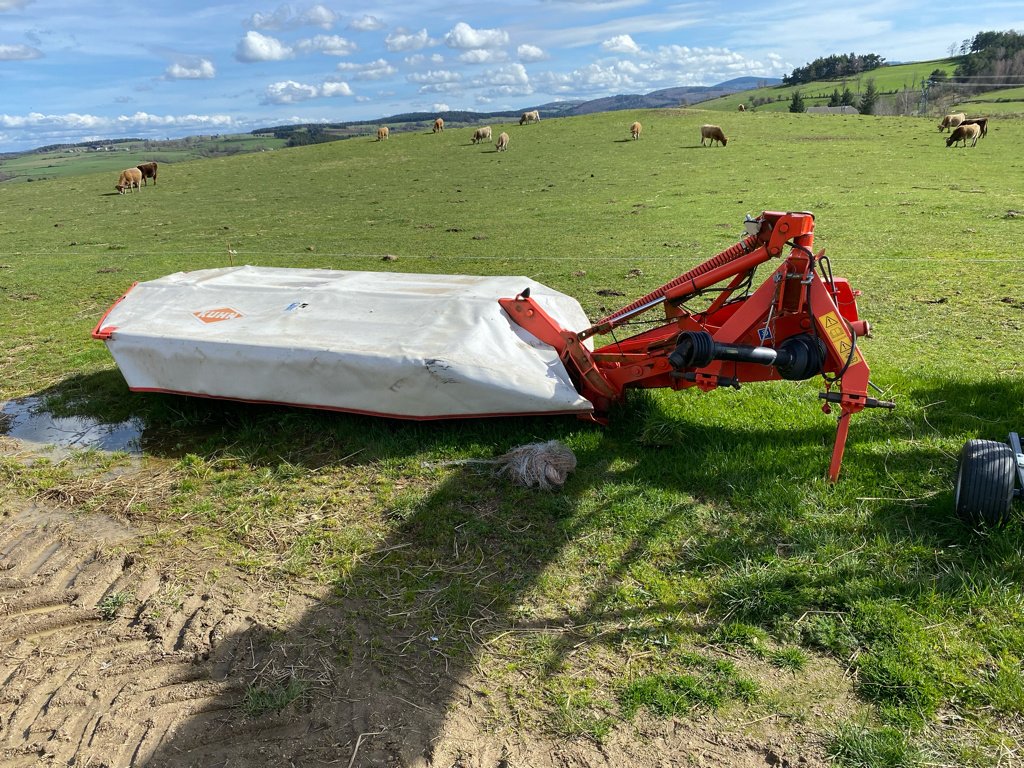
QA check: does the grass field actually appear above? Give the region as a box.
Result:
[698,59,957,112]
[0,133,287,184]
[697,58,1024,119]
[2,107,1023,765]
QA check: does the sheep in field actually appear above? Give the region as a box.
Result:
[938,112,966,132]
[630,121,642,140]
[433,117,444,133]
[700,124,728,147]
[945,123,981,148]
[496,132,510,151]
[376,126,390,141]
[115,167,143,194]
[471,126,492,144]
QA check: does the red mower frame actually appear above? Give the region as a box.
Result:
[500,210,894,481]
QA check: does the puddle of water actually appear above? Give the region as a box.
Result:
[0,396,144,455]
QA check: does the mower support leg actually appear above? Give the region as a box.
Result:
[829,410,853,483]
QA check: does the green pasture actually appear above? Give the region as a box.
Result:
[2,108,1023,765]
[699,59,956,112]
[699,55,1024,120]
[0,133,287,183]
[954,85,1024,115]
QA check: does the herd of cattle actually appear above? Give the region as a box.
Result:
[938,112,990,147]
[112,107,991,193]
[371,110,733,153]
[115,161,157,194]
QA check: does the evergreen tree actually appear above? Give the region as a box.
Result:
[840,86,856,106]
[859,79,879,114]
[789,90,806,113]
[828,88,841,106]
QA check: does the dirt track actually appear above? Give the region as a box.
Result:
[1,500,838,767]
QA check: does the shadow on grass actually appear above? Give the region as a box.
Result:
[21,370,1024,763]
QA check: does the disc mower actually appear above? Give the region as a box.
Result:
[95,210,893,482]
[500,210,894,481]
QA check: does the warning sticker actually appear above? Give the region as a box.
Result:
[193,307,244,324]
[816,311,862,366]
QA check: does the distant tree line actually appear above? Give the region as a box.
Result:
[787,78,880,114]
[952,30,1024,86]
[280,126,337,147]
[782,53,886,86]
[30,137,143,154]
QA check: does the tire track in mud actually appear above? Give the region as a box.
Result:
[0,506,272,767]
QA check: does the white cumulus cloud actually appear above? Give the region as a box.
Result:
[459,49,508,64]
[295,34,356,56]
[517,44,546,62]
[264,80,318,103]
[432,102,450,111]
[407,69,461,84]
[484,63,529,86]
[0,0,32,10]
[0,43,42,60]
[602,34,640,54]
[165,58,215,80]
[235,31,293,62]
[385,28,430,52]
[321,80,353,96]
[535,62,640,93]
[263,79,354,103]
[408,70,462,94]
[405,53,444,66]
[248,4,336,30]
[336,58,397,80]
[0,111,105,129]
[444,22,508,49]
[348,14,384,31]
[299,4,336,29]
[116,111,236,128]
[473,63,532,97]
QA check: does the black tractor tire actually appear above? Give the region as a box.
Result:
[954,439,1016,528]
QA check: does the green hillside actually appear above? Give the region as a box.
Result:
[952,84,1024,114]
[698,58,957,112]
[0,133,287,184]
[2,107,1023,766]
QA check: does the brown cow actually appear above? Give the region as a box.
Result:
[433,117,444,133]
[136,161,158,186]
[938,112,966,132]
[519,110,540,125]
[471,126,492,144]
[737,104,746,112]
[496,132,510,151]
[115,167,143,194]
[377,126,390,141]
[960,116,989,138]
[700,124,728,147]
[630,121,642,140]
[945,123,981,148]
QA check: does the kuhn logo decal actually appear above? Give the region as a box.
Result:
[194,307,243,324]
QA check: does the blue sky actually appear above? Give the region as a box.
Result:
[0,0,1021,152]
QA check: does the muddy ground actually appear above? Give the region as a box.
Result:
[1,466,856,767]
